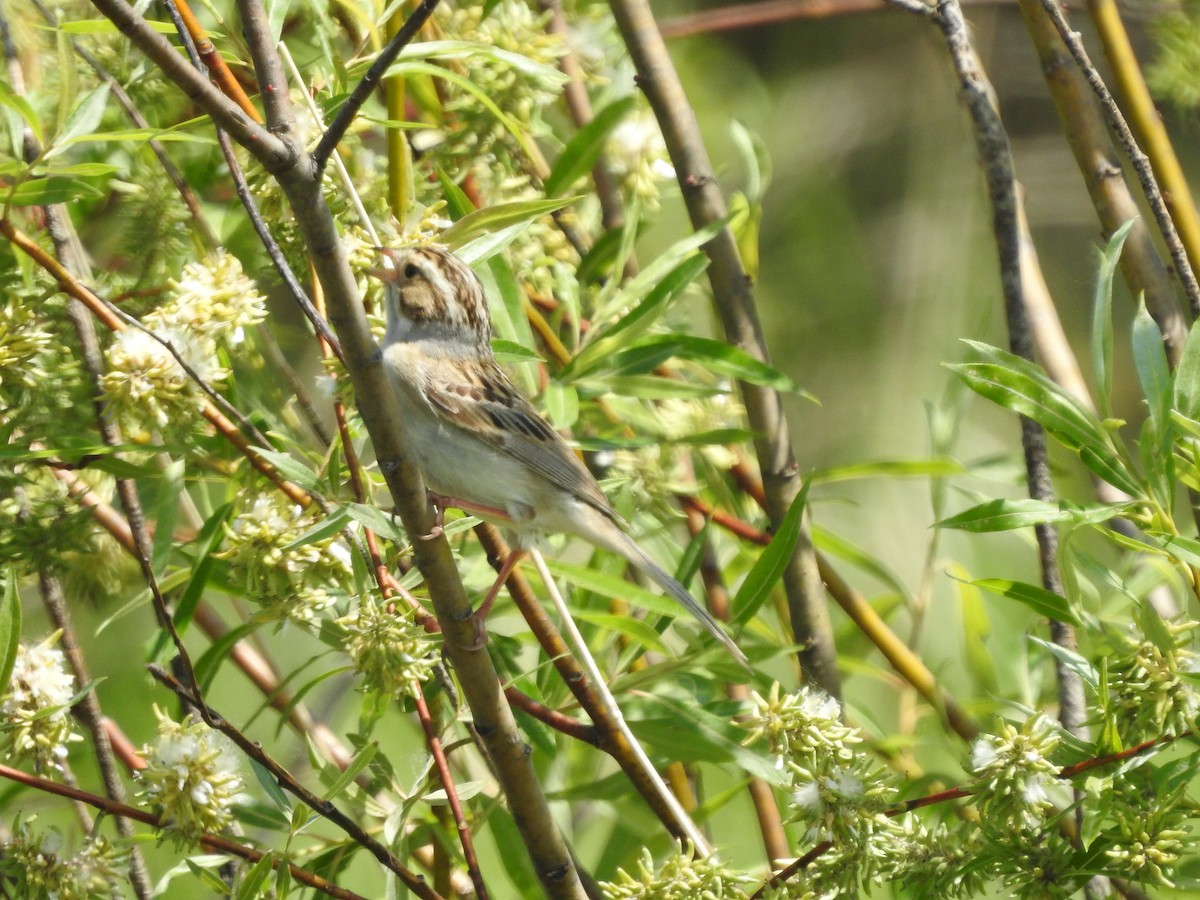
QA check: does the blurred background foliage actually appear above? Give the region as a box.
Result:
[7,0,1200,895]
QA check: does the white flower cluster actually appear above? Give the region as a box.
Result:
[0,635,82,771]
[137,707,248,848]
[218,494,352,623]
[607,110,676,208]
[0,819,128,899]
[338,597,439,700]
[599,843,754,899]
[101,250,266,438]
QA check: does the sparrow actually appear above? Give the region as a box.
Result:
[374,244,747,667]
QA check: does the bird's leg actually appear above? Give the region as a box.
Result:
[475,547,526,620]
[420,492,451,541]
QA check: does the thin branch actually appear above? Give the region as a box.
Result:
[315,0,442,168]
[1038,0,1200,319]
[88,0,292,170]
[147,664,442,900]
[0,764,368,900]
[1014,0,1187,366]
[607,0,840,699]
[915,0,1088,737]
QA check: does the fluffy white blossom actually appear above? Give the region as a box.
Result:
[0,635,82,771]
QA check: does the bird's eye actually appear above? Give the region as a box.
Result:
[404,263,421,279]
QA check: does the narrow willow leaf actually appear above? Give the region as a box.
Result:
[382,61,535,159]
[455,221,530,266]
[972,578,1081,625]
[1027,635,1098,687]
[1148,532,1200,570]
[611,334,794,391]
[541,381,578,430]
[344,502,407,544]
[0,572,20,694]
[252,447,322,492]
[194,622,258,694]
[570,253,710,377]
[46,84,110,156]
[6,175,104,207]
[545,95,636,197]
[1132,298,1171,436]
[54,18,181,34]
[436,168,474,219]
[492,339,543,362]
[1092,219,1134,419]
[936,498,1127,531]
[235,853,276,900]
[394,40,568,86]
[732,479,809,625]
[729,118,772,202]
[440,196,581,250]
[320,741,377,802]
[811,458,965,483]
[284,505,353,550]
[813,525,909,598]
[950,343,1140,495]
[598,212,731,319]
[568,611,669,655]
[1174,320,1200,420]
[174,503,232,633]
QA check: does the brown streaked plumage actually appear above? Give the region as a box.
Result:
[375,244,747,667]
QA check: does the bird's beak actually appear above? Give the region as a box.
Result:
[368,247,399,283]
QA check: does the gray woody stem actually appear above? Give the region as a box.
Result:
[87,0,584,894]
[607,0,840,697]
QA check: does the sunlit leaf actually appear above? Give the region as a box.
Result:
[972,578,1080,625]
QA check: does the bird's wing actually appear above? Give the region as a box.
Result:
[423,360,614,515]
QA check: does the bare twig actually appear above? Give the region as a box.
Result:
[1038,0,1200,319]
[910,0,1088,737]
[0,764,369,900]
[315,0,442,168]
[607,0,840,699]
[147,665,442,899]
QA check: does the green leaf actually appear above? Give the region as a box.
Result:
[284,506,352,550]
[569,253,710,378]
[235,852,276,900]
[1174,320,1200,420]
[972,578,1081,625]
[729,118,772,203]
[1091,219,1133,420]
[193,622,258,694]
[731,479,809,626]
[394,40,568,86]
[0,79,44,148]
[1027,635,1098,688]
[541,381,578,430]
[320,741,377,802]
[0,572,21,695]
[545,95,636,197]
[381,61,538,159]
[343,502,407,545]
[1132,298,1171,436]
[609,334,795,391]
[5,175,105,207]
[630,694,786,783]
[251,447,322,492]
[53,18,182,35]
[810,458,965,484]
[440,196,581,250]
[936,498,1128,532]
[567,611,670,655]
[46,84,110,157]
[252,759,294,814]
[173,503,232,633]
[949,342,1141,495]
[492,339,543,363]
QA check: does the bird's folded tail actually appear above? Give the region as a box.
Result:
[618,536,749,670]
